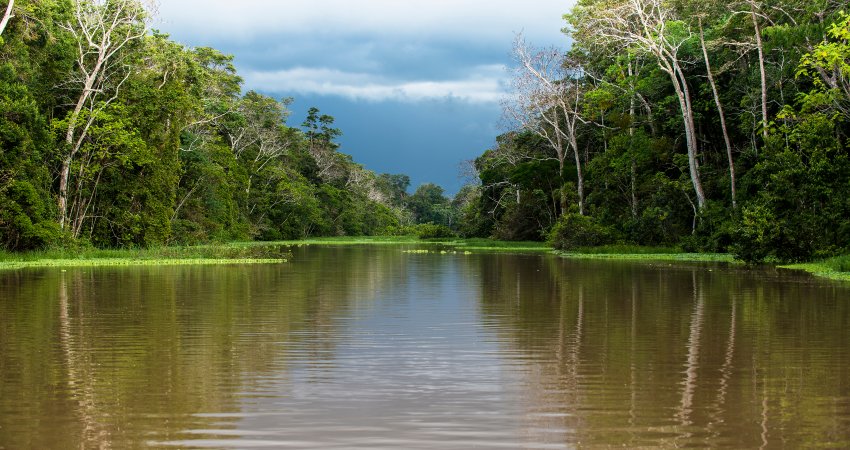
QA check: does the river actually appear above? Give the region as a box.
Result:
[1,245,848,448]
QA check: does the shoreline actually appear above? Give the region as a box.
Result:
[554,251,735,263]
[0,258,286,271]
[2,239,848,283]
[778,263,850,282]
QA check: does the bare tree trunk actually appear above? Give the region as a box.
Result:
[58,78,97,230]
[508,36,585,217]
[56,0,148,231]
[0,0,13,35]
[752,5,769,139]
[568,133,584,216]
[699,20,737,208]
[670,60,706,210]
[576,0,707,209]
[172,180,201,222]
[628,60,638,219]
[553,111,568,215]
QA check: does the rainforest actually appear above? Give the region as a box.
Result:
[0,0,849,265]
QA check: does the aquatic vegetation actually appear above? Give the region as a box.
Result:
[555,251,735,263]
[0,244,288,271]
[780,256,850,282]
[0,258,285,271]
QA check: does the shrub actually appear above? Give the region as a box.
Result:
[415,223,456,239]
[548,213,615,250]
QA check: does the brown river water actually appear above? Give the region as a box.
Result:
[1,245,849,448]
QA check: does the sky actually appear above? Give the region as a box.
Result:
[156,0,574,194]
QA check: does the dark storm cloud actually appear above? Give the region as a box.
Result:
[157,0,575,191]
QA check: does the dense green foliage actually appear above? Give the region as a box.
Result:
[3,0,847,264]
[0,0,436,251]
[459,1,850,263]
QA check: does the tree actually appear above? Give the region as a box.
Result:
[698,17,737,207]
[407,183,450,225]
[302,107,346,183]
[375,173,410,207]
[0,64,59,250]
[56,0,152,231]
[505,34,586,215]
[798,12,850,119]
[746,0,770,140]
[568,0,707,210]
[0,0,13,36]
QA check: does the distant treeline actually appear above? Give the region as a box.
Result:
[0,0,461,251]
[454,0,850,263]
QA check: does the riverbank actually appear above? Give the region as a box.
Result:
[780,255,850,282]
[0,244,287,271]
[280,239,730,261]
[251,237,551,253]
[554,245,735,263]
[3,239,848,283]
[0,238,548,271]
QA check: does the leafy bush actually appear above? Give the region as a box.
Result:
[548,213,616,250]
[382,225,412,236]
[731,204,781,264]
[415,223,456,239]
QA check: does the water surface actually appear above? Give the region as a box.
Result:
[1,246,849,448]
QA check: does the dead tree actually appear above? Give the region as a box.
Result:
[505,35,586,215]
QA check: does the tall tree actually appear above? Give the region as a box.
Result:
[747,0,770,139]
[505,35,586,215]
[56,0,151,231]
[569,0,707,210]
[698,17,737,207]
[0,0,13,36]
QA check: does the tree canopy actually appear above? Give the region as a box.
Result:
[458,1,850,263]
[0,0,435,250]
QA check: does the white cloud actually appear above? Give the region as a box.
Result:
[156,1,576,104]
[158,0,572,44]
[243,65,508,103]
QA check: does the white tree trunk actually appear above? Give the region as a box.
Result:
[628,59,638,218]
[568,132,584,216]
[752,6,769,139]
[573,0,706,209]
[699,21,737,208]
[0,0,13,36]
[56,0,148,231]
[58,63,101,230]
[508,35,586,216]
[669,59,706,210]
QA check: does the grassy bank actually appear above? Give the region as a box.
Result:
[0,244,287,271]
[265,236,551,253]
[440,239,550,252]
[0,237,543,271]
[5,238,847,283]
[263,236,421,246]
[780,255,850,282]
[555,245,735,263]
